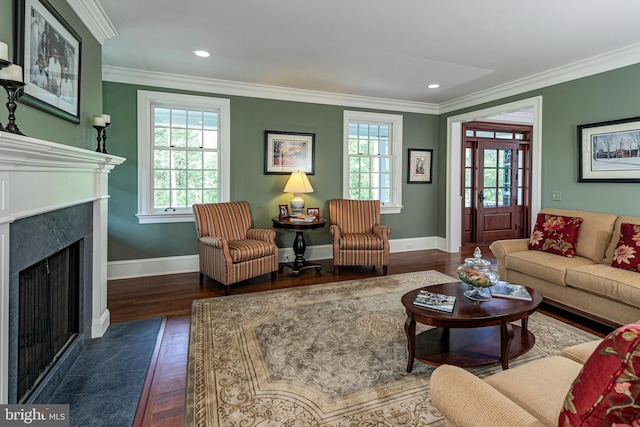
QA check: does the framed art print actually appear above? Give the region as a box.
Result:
[407,148,433,183]
[578,117,640,182]
[265,131,315,175]
[14,0,82,123]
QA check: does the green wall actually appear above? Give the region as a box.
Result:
[104,82,439,261]
[4,0,639,262]
[436,63,640,237]
[0,1,103,147]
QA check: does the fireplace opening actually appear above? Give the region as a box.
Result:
[17,241,80,403]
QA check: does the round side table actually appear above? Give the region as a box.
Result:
[272,216,326,276]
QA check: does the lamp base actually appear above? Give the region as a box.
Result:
[290,194,305,215]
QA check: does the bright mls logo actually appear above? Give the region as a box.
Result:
[1,405,69,427]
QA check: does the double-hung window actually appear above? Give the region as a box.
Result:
[343,110,403,214]
[136,91,230,224]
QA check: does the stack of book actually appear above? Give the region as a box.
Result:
[290,214,317,222]
[413,290,456,313]
[489,282,532,301]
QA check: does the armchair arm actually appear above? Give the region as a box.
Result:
[246,228,276,243]
[372,225,390,239]
[329,224,342,242]
[431,365,545,427]
[199,236,228,250]
[489,238,530,281]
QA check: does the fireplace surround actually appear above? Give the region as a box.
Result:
[0,131,125,403]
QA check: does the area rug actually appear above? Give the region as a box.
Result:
[185,271,598,426]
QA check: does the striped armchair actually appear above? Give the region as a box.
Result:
[329,199,390,275]
[192,202,278,295]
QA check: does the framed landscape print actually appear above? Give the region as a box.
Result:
[407,148,433,183]
[14,0,82,123]
[578,117,640,182]
[264,131,315,175]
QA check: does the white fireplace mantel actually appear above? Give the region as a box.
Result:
[0,131,125,403]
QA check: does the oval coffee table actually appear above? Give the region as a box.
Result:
[401,282,543,372]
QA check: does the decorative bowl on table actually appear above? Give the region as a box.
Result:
[456,247,500,302]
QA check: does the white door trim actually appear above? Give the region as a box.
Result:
[445,96,543,253]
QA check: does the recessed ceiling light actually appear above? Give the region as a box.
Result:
[427,83,440,89]
[193,50,210,58]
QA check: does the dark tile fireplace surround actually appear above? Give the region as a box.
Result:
[9,203,93,403]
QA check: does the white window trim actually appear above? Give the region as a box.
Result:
[136,90,231,224]
[342,110,403,214]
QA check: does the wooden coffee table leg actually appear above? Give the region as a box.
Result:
[404,315,416,373]
[500,321,515,369]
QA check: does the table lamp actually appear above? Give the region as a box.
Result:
[283,171,314,215]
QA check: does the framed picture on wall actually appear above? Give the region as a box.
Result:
[578,116,640,182]
[14,0,82,123]
[265,131,315,175]
[407,148,433,183]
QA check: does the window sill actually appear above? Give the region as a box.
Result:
[136,212,194,224]
[381,205,403,214]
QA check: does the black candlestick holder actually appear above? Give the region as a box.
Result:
[93,124,105,152]
[101,122,110,154]
[0,59,9,132]
[0,79,26,135]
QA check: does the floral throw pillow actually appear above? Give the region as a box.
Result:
[611,223,640,273]
[528,214,583,257]
[559,321,640,427]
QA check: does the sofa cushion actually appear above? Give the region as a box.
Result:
[506,251,595,287]
[603,215,640,264]
[541,209,618,263]
[559,321,640,427]
[560,340,602,365]
[611,223,640,272]
[529,213,583,257]
[565,264,640,309]
[485,355,583,427]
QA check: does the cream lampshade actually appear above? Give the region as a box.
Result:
[283,171,314,215]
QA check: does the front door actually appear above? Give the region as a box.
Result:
[462,123,532,245]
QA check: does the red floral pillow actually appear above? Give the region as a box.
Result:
[559,321,640,427]
[528,214,583,257]
[611,223,640,273]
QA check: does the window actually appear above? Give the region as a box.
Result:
[343,111,403,213]
[137,91,230,224]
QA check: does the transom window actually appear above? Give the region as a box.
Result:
[137,91,230,224]
[343,111,403,214]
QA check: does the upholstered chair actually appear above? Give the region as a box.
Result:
[192,202,278,295]
[329,199,390,275]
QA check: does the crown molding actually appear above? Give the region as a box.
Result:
[67,0,118,45]
[101,66,440,115]
[439,43,640,114]
[102,42,640,115]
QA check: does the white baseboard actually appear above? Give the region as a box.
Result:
[107,236,451,280]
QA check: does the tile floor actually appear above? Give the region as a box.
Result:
[49,317,162,427]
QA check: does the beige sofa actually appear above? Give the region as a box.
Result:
[431,339,600,427]
[490,208,640,327]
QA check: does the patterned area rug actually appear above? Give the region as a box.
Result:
[185,271,598,426]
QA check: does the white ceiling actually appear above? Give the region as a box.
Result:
[91,0,640,107]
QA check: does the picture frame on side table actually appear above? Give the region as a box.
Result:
[407,148,433,183]
[278,204,290,220]
[306,208,319,219]
[14,0,82,123]
[265,131,315,175]
[578,116,640,183]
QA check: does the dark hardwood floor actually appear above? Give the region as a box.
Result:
[108,247,613,427]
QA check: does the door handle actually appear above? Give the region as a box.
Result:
[478,192,484,202]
